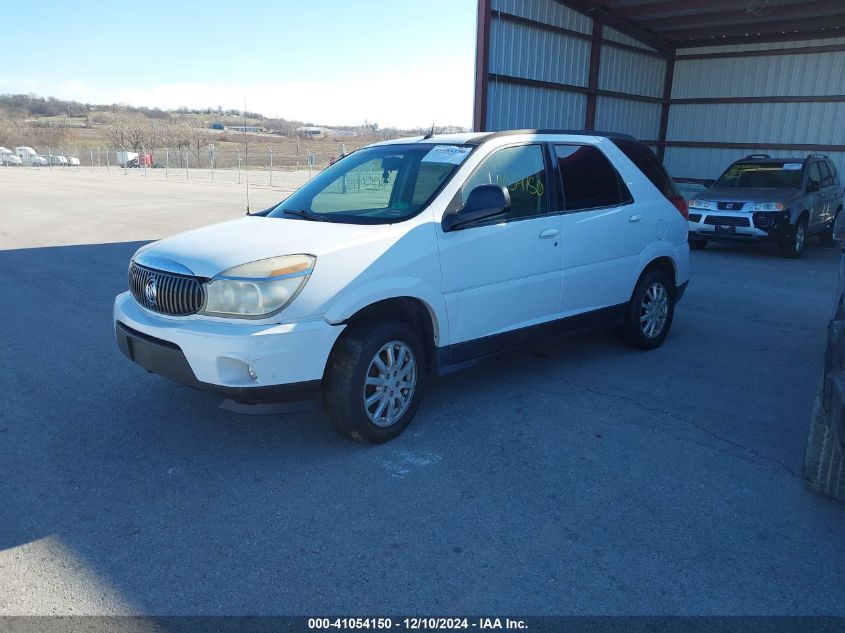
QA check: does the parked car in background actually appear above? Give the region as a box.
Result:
[805,227,845,500]
[15,146,37,165]
[67,156,80,166]
[47,155,68,166]
[0,147,22,165]
[117,150,152,168]
[114,130,690,443]
[687,154,843,258]
[30,155,48,166]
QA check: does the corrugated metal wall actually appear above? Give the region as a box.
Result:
[485,0,593,131]
[481,1,845,183]
[666,37,845,179]
[484,9,668,140]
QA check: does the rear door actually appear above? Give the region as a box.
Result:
[819,161,837,227]
[806,161,825,231]
[555,143,648,315]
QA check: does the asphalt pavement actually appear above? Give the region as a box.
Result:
[1,168,843,615]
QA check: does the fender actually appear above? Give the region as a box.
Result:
[634,240,684,288]
[322,276,449,345]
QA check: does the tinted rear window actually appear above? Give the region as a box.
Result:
[612,139,680,199]
[555,144,632,211]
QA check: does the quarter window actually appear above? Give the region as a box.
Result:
[554,145,632,211]
[460,144,547,220]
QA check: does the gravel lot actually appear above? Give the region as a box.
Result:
[1,168,843,615]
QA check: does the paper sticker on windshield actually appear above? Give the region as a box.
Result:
[421,145,471,165]
[783,163,802,170]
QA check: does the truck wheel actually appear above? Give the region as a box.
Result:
[688,238,708,250]
[323,321,425,444]
[620,268,675,350]
[804,388,845,500]
[780,217,807,258]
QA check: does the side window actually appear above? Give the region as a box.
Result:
[555,144,632,211]
[807,162,822,189]
[828,161,838,183]
[819,161,833,188]
[461,144,547,220]
[613,140,679,200]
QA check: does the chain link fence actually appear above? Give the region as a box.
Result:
[1,137,374,187]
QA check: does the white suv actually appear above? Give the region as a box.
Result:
[114,130,690,443]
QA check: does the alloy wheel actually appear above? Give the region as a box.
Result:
[363,340,417,427]
[640,282,669,339]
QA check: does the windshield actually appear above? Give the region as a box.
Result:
[715,161,804,189]
[267,143,473,224]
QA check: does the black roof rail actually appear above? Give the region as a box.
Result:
[745,153,770,159]
[807,153,829,159]
[469,129,637,145]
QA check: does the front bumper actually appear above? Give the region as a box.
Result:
[688,210,791,242]
[113,291,345,402]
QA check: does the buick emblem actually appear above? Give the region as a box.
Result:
[144,277,158,305]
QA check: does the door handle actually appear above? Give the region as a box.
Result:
[629,214,643,222]
[539,228,559,239]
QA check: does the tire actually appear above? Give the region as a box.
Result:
[323,320,425,444]
[688,237,708,250]
[819,210,840,247]
[780,216,807,258]
[620,268,675,350]
[803,386,845,500]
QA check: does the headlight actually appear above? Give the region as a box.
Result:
[688,199,713,210]
[202,254,315,318]
[751,202,786,212]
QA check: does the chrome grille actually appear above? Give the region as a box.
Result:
[704,215,751,227]
[128,262,204,316]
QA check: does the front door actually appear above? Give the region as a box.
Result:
[436,143,562,349]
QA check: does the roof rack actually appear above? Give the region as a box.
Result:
[745,154,771,159]
[807,153,829,159]
[469,129,637,145]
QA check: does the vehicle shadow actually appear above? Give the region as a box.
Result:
[2,235,845,616]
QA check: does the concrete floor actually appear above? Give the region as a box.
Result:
[1,168,843,615]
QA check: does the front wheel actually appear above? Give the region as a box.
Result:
[620,269,675,350]
[323,321,425,444]
[780,217,807,258]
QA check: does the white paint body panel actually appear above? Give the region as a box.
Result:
[113,133,690,391]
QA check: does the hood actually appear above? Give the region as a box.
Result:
[135,216,389,278]
[698,187,802,203]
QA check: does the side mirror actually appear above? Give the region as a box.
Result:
[442,184,511,232]
[807,180,820,193]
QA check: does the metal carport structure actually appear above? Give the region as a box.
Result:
[473,0,845,180]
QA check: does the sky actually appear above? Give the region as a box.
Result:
[1,0,477,129]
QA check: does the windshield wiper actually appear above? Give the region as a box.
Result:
[282,209,329,222]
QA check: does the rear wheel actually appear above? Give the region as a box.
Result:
[688,237,708,250]
[780,216,807,258]
[323,320,425,444]
[620,268,675,350]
